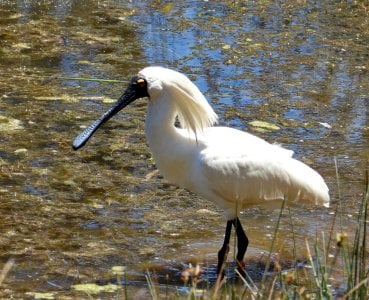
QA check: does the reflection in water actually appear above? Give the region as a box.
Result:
[0,0,368,297]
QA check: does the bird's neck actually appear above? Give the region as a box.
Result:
[145,99,178,145]
[144,99,197,185]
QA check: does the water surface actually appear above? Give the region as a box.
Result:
[0,0,368,298]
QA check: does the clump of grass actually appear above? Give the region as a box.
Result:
[316,163,369,299]
[334,169,368,299]
[345,173,368,299]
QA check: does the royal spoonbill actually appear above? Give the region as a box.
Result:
[72,66,330,278]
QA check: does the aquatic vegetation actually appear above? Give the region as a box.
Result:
[0,0,368,298]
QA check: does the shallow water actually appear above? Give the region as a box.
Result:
[0,0,368,298]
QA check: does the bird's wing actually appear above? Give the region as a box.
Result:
[197,135,329,213]
[200,126,294,158]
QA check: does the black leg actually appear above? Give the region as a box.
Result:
[216,220,233,277]
[232,217,248,277]
[216,218,249,279]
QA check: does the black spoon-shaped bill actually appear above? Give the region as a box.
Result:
[72,104,120,150]
[72,75,148,150]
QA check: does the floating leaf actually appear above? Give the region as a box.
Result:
[72,283,118,294]
[34,94,77,102]
[14,148,28,155]
[102,96,116,103]
[111,266,126,276]
[26,292,55,300]
[248,120,280,131]
[12,42,31,50]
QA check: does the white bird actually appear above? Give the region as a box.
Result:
[72,66,330,278]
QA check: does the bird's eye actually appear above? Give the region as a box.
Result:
[137,78,146,88]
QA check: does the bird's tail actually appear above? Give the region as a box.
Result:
[287,159,330,208]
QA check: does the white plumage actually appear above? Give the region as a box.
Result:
[141,67,329,219]
[73,66,330,278]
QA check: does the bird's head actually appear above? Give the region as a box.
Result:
[72,67,217,150]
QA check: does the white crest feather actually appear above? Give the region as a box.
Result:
[142,67,218,134]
